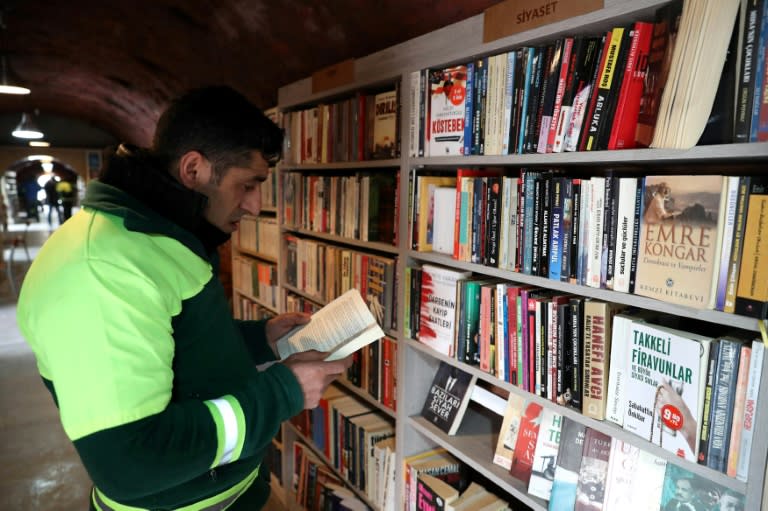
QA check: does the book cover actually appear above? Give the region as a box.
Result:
[418,264,473,357]
[528,409,564,501]
[627,451,667,511]
[509,400,544,484]
[612,177,640,293]
[635,1,683,147]
[275,288,385,361]
[726,343,752,476]
[622,321,712,462]
[659,463,745,511]
[421,362,477,435]
[736,339,764,481]
[493,392,526,470]
[735,177,768,318]
[602,439,641,510]
[582,300,624,420]
[697,338,720,466]
[574,428,611,511]
[372,89,398,159]
[707,338,743,472]
[428,65,468,156]
[433,186,458,255]
[634,175,728,309]
[417,473,460,511]
[548,417,586,511]
[724,177,752,313]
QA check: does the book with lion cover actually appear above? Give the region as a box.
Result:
[634,175,728,309]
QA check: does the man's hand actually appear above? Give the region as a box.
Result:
[265,312,311,357]
[283,350,353,409]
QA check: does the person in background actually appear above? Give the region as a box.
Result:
[16,85,351,511]
[20,178,41,221]
[55,178,76,221]
[44,176,62,226]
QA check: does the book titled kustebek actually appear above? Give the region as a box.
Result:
[275,288,385,361]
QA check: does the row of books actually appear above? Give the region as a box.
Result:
[231,256,278,309]
[409,0,755,157]
[420,364,749,510]
[410,169,768,316]
[282,171,398,246]
[292,441,373,511]
[412,264,765,473]
[345,336,398,412]
[291,385,396,509]
[234,295,275,321]
[283,88,400,165]
[236,215,279,260]
[283,235,398,331]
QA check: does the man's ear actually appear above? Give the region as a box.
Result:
[177,151,212,190]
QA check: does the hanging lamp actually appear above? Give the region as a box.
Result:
[0,55,29,94]
[12,112,43,139]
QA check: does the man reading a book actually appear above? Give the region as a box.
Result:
[16,86,351,511]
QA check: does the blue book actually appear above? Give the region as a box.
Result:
[548,417,586,511]
[463,61,475,155]
[517,47,536,153]
[750,0,768,141]
[549,177,565,280]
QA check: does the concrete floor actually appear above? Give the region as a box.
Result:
[0,217,288,511]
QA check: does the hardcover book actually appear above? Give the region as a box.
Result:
[548,417,586,511]
[372,89,398,159]
[528,409,564,501]
[493,393,526,470]
[574,428,611,511]
[421,362,477,435]
[428,65,468,156]
[622,321,712,462]
[634,175,728,309]
[509,400,544,484]
[659,463,745,511]
[418,264,473,357]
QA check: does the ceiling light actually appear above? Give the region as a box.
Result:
[41,161,53,173]
[0,55,29,95]
[27,154,53,162]
[12,112,43,139]
[29,140,50,147]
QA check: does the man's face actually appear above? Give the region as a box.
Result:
[198,151,269,233]
[718,495,741,511]
[674,479,693,502]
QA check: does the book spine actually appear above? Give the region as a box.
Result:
[707,339,742,472]
[547,37,574,153]
[737,340,764,481]
[569,298,584,412]
[582,301,610,420]
[724,177,751,312]
[578,30,615,151]
[549,177,564,280]
[727,344,752,476]
[462,62,475,156]
[715,176,741,310]
[735,178,768,318]
[734,0,765,142]
[749,0,768,141]
[698,340,720,466]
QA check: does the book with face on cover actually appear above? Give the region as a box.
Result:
[275,288,385,361]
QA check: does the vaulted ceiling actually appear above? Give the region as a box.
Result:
[0,0,502,148]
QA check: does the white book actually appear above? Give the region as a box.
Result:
[409,70,422,157]
[275,288,384,361]
[737,339,765,481]
[528,408,563,500]
[622,321,712,462]
[586,177,605,288]
[432,186,457,255]
[576,178,592,285]
[495,282,508,382]
[418,264,472,357]
[715,175,740,310]
[501,51,516,155]
[612,177,638,293]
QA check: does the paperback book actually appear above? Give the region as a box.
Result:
[418,264,473,357]
[428,65,469,156]
[275,288,385,361]
[421,362,477,435]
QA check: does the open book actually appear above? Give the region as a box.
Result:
[275,288,385,361]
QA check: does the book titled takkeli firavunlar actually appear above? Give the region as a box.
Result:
[621,321,712,462]
[421,362,477,435]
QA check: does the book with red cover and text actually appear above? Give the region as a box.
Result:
[509,400,544,484]
[418,264,472,357]
[428,65,468,156]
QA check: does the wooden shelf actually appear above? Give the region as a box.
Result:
[282,227,399,255]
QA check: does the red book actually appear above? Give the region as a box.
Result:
[381,337,397,411]
[607,21,654,149]
[452,168,499,259]
[509,400,544,484]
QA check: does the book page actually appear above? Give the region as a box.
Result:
[275,288,385,361]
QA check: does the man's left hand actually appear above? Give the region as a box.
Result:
[265,312,311,357]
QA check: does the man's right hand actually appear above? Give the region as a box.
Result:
[282,350,353,409]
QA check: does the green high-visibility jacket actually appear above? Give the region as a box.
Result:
[17,180,303,510]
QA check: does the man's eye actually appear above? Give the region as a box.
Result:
[244,184,256,191]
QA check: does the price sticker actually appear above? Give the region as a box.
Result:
[661,404,684,431]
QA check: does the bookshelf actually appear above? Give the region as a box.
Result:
[268,0,768,509]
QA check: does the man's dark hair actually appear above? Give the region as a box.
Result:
[152,86,283,181]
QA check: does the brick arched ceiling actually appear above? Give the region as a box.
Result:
[0,0,502,148]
